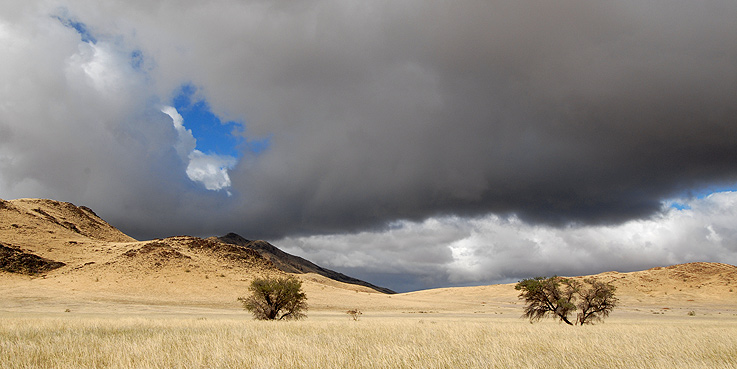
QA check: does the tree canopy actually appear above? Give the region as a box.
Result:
[515,276,617,325]
[238,276,308,320]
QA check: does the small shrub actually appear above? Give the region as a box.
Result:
[687,311,696,316]
[347,309,363,321]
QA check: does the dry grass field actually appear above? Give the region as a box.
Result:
[1,312,736,369]
[2,198,737,368]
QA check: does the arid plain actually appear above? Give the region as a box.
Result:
[2,198,736,368]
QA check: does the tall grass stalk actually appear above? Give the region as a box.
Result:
[1,314,735,369]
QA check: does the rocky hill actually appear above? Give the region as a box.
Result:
[214,233,395,294]
[1,198,135,243]
[0,198,393,298]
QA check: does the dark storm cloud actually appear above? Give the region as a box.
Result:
[212,0,737,238]
[2,0,737,242]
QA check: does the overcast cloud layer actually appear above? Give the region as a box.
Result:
[1,1,736,291]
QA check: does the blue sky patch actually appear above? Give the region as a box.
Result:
[54,14,97,44]
[668,182,737,210]
[669,202,691,211]
[172,84,245,158]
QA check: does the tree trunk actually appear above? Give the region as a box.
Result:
[560,315,574,325]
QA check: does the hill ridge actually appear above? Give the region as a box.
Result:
[214,233,396,294]
[0,198,394,295]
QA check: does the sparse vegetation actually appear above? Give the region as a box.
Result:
[0,244,65,275]
[515,276,617,325]
[346,309,363,321]
[1,315,736,369]
[238,276,307,320]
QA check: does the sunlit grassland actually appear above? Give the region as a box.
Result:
[1,313,736,369]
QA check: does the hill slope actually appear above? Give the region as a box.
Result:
[1,198,137,273]
[0,198,393,308]
[215,233,395,294]
[1,198,736,314]
[581,262,737,306]
[1,198,135,244]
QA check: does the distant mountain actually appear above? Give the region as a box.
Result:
[214,233,396,294]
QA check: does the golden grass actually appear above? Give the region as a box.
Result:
[1,313,736,369]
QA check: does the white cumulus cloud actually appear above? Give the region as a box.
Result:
[186,150,236,192]
[161,105,236,193]
[160,105,196,159]
[277,191,737,291]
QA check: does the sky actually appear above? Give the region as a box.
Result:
[1,0,736,292]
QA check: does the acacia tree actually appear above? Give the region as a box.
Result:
[515,276,617,326]
[575,278,618,325]
[238,276,308,320]
[515,276,577,325]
